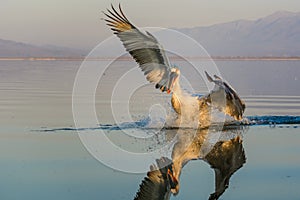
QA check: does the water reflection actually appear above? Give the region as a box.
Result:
[134,126,248,200]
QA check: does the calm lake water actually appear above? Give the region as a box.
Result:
[0,60,299,200]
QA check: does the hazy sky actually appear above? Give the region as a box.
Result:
[1,0,300,50]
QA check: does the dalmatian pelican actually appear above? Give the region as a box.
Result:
[103,4,245,127]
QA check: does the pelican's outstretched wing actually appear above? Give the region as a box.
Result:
[104,4,176,93]
[205,71,246,120]
[134,158,173,200]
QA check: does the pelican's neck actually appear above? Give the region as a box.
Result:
[173,79,182,95]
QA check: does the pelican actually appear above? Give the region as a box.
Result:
[103,5,245,127]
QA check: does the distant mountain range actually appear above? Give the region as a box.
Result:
[175,10,300,57]
[1,10,299,57]
[0,39,86,58]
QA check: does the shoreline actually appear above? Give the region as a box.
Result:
[1,56,300,61]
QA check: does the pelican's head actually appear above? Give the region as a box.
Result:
[167,167,180,195]
[167,68,180,94]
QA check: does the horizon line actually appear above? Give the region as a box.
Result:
[1,56,300,61]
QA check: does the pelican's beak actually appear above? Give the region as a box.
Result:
[167,168,179,195]
[167,72,179,94]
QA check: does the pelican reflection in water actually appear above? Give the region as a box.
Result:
[134,127,247,200]
[103,5,246,128]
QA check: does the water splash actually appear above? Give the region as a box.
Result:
[247,115,300,125]
[38,115,300,132]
